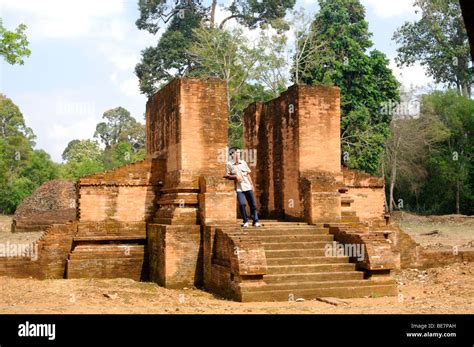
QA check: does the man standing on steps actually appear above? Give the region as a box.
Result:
[224,147,262,228]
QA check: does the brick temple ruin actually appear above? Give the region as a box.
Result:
[2,78,473,301]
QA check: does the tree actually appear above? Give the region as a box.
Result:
[393,0,472,98]
[60,107,146,178]
[291,8,321,85]
[188,26,276,147]
[135,0,296,96]
[0,94,35,141]
[420,90,474,214]
[0,95,58,213]
[0,19,31,65]
[253,28,291,97]
[62,139,102,163]
[136,0,296,33]
[386,90,474,215]
[102,142,145,170]
[94,107,137,148]
[119,122,146,152]
[59,159,104,180]
[22,150,59,187]
[298,0,400,174]
[383,88,450,212]
[135,8,205,96]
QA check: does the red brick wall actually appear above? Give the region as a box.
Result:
[77,159,162,223]
[79,186,157,222]
[298,86,341,174]
[146,78,228,188]
[0,222,77,279]
[243,103,262,211]
[343,168,386,221]
[243,85,341,220]
[148,224,202,288]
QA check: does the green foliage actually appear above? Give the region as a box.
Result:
[298,0,400,174]
[0,96,58,213]
[393,0,472,98]
[135,0,296,97]
[101,142,145,171]
[59,107,146,179]
[393,90,474,214]
[62,139,102,162]
[22,150,58,187]
[222,0,296,30]
[136,0,295,33]
[0,19,31,65]
[188,26,283,148]
[136,9,204,96]
[59,159,105,180]
[94,107,144,149]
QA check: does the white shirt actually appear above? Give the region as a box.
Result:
[226,160,253,192]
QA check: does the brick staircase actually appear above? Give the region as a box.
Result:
[238,221,397,302]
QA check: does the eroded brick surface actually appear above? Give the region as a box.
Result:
[13,180,77,233]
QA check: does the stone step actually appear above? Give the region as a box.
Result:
[267,263,356,274]
[266,256,350,266]
[264,271,365,283]
[239,228,330,235]
[241,278,396,292]
[340,216,361,223]
[263,241,331,250]
[67,244,147,281]
[259,234,333,242]
[74,235,145,242]
[238,224,323,229]
[265,249,328,258]
[240,283,398,302]
[254,221,324,228]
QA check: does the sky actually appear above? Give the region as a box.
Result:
[0,0,433,162]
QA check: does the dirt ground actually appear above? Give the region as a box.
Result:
[393,212,474,249]
[0,215,43,254]
[0,262,472,314]
[0,213,472,314]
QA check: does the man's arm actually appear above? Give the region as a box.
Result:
[247,172,254,188]
[224,163,242,181]
[224,174,242,182]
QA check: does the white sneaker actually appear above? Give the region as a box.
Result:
[242,222,249,228]
[253,222,262,227]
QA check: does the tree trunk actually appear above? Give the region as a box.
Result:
[210,0,217,28]
[389,157,397,212]
[461,83,469,99]
[389,171,396,212]
[456,179,461,214]
[381,159,389,213]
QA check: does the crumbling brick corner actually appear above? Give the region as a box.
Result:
[12,180,77,233]
[203,226,267,301]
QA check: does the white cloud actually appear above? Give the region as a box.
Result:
[11,89,102,161]
[389,58,434,89]
[361,0,419,19]
[0,0,124,17]
[110,73,140,98]
[0,0,127,40]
